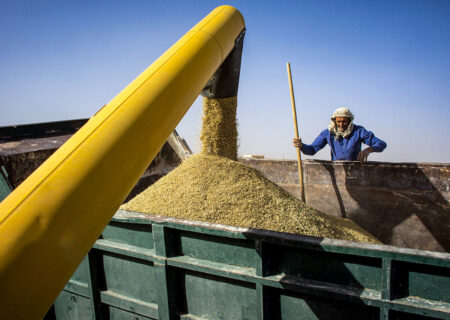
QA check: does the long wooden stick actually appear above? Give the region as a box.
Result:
[286,62,305,202]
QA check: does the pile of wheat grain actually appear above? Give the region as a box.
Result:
[121,97,380,243]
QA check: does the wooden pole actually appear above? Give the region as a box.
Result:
[286,62,305,202]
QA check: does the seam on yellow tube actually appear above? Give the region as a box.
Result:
[198,29,224,62]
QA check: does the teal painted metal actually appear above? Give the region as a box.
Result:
[53,210,450,320]
[0,166,12,201]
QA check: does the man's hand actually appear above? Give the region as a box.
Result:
[293,138,302,149]
[357,147,374,163]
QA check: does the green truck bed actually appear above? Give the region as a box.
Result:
[51,210,450,320]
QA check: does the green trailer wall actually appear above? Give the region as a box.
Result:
[50,210,450,320]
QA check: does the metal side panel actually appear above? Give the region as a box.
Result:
[54,210,450,320]
[0,166,12,201]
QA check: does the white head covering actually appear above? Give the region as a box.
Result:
[331,107,354,120]
[328,107,354,140]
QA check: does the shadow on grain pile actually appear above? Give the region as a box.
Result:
[121,97,380,244]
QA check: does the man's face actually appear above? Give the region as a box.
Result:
[335,117,351,132]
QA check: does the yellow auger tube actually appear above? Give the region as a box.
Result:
[0,6,244,319]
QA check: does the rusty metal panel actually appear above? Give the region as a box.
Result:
[241,159,450,253]
[0,119,190,198]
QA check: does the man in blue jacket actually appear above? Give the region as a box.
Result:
[293,107,387,162]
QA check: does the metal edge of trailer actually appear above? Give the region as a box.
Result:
[52,209,450,320]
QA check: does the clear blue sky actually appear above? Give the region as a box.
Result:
[1,0,449,163]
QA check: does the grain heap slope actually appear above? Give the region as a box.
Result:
[121,97,380,243]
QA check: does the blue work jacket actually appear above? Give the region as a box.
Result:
[301,125,387,161]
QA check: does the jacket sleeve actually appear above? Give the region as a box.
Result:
[360,127,387,152]
[301,130,328,155]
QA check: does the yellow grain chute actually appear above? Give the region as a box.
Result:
[0,6,245,318]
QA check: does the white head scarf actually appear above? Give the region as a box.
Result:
[328,107,354,140]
